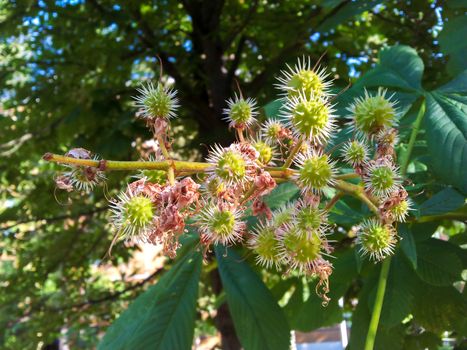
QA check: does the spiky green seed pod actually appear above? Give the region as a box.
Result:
[110,192,155,242]
[207,145,250,185]
[199,204,244,245]
[390,199,411,222]
[348,88,397,137]
[357,218,397,261]
[261,119,285,143]
[272,205,295,228]
[365,161,401,197]
[294,150,336,193]
[249,223,282,269]
[276,57,331,98]
[64,165,106,193]
[134,82,179,120]
[204,177,226,198]
[278,225,324,272]
[294,203,327,237]
[223,95,258,129]
[282,92,335,144]
[342,140,369,166]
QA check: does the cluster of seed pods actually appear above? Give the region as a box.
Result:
[50,57,411,302]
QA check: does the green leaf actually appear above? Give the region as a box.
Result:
[270,278,297,302]
[98,248,202,350]
[263,100,282,119]
[403,332,441,350]
[215,247,291,350]
[415,239,463,286]
[329,200,366,225]
[399,225,417,268]
[419,187,465,216]
[286,288,342,332]
[374,325,406,350]
[264,182,299,209]
[412,281,467,333]
[317,0,379,33]
[424,92,467,194]
[349,264,406,350]
[354,45,424,92]
[354,247,364,273]
[348,266,377,350]
[370,252,415,327]
[438,69,467,94]
[282,280,306,323]
[410,221,439,242]
[438,15,467,75]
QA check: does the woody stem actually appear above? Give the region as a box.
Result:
[44,153,378,212]
[283,136,303,168]
[156,135,175,185]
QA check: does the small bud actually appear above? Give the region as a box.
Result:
[294,200,328,238]
[230,142,259,162]
[378,188,411,223]
[357,218,397,261]
[253,171,277,197]
[270,205,293,228]
[60,150,106,193]
[204,177,226,197]
[65,148,92,159]
[252,198,273,219]
[390,199,411,222]
[68,166,106,192]
[375,127,398,158]
[55,174,73,192]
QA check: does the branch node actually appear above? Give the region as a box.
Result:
[98,160,108,171]
[43,152,53,161]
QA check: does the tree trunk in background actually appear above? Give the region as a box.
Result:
[210,268,242,350]
[181,0,234,151]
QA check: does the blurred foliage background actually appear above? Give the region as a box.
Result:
[0,1,466,349]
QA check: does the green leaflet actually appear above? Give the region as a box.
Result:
[264,182,299,209]
[98,245,202,350]
[439,13,467,75]
[215,247,291,350]
[353,45,424,92]
[418,187,466,216]
[398,224,417,268]
[412,281,467,333]
[415,238,463,286]
[424,92,467,194]
[317,0,380,33]
[368,252,415,327]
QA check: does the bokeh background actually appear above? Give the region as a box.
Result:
[1,1,466,349]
